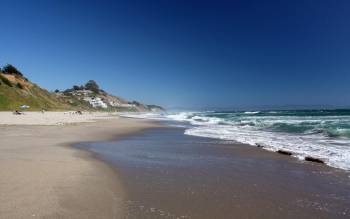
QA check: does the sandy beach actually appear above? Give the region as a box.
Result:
[0,111,120,126]
[0,113,160,218]
[1,112,350,219]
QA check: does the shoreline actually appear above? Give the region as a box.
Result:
[80,127,350,218]
[0,115,161,218]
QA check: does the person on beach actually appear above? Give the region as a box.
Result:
[13,110,22,115]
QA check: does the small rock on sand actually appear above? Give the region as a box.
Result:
[255,143,264,148]
[277,150,292,156]
[305,156,325,164]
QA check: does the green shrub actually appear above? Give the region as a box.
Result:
[0,75,13,87]
[16,82,24,89]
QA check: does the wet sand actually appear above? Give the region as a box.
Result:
[0,117,160,219]
[80,127,350,219]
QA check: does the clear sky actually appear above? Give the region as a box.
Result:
[1,0,350,109]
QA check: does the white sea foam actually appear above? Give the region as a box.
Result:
[120,112,168,120]
[244,111,260,114]
[121,111,350,171]
[166,112,196,121]
[185,125,350,171]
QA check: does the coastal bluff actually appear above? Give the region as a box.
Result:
[0,64,164,112]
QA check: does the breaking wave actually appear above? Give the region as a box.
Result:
[122,110,350,171]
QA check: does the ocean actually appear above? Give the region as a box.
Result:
[123,109,350,171]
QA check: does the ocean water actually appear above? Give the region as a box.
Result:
[122,109,350,171]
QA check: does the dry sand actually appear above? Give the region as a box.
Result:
[0,114,160,219]
[0,111,118,125]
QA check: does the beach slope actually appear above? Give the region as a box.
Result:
[0,114,159,218]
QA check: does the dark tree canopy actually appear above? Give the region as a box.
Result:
[73,85,80,90]
[130,101,142,106]
[85,80,100,93]
[2,64,23,76]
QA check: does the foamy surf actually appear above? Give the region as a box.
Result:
[121,110,350,171]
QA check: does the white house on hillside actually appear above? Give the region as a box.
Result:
[108,101,135,108]
[83,97,108,108]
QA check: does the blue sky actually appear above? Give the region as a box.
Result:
[1,0,350,109]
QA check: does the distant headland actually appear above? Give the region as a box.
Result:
[0,64,164,112]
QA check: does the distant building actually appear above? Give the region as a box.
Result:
[108,100,135,108]
[120,103,136,107]
[20,105,30,109]
[108,101,120,107]
[84,97,108,108]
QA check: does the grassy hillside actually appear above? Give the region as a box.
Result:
[0,73,70,111]
[0,64,164,112]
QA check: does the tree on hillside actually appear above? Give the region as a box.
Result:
[85,80,100,93]
[73,85,80,90]
[130,101,142,106]
[2,64,23,76]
